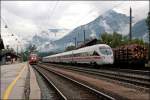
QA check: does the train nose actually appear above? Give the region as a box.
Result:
[103,56,114,64]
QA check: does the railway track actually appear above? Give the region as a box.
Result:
[33,64,115,100]
[43,63,150,90]
[32,65,64,100]
[32,65,67,100]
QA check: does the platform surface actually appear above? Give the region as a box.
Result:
[1,62,28,99]
[29,64,41,99]
[1,62,41,99]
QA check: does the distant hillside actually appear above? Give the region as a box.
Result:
[132,19,148,39]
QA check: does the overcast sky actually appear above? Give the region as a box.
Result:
[1,1,149,47]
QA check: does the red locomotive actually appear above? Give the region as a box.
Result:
[29,53,38,65]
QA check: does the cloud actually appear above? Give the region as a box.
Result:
[113,1,149,23]
[1,1,125,31]
[1,1,149,51]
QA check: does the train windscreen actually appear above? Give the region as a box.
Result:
[99,48,112,55]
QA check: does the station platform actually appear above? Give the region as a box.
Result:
[0,62,41,99]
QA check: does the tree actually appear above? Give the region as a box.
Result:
[100,32,123,48]
[99,32,145,48]
[101,32,113,46]
[111,32,122,47]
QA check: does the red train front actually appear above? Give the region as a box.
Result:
[29,54,38,65]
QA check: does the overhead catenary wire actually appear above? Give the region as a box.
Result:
[69,1,126,45]
[39,0,59,36]
[48,0,59,24]
[48,0,60,36]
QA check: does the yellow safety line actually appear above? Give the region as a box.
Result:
[3,64,26,99]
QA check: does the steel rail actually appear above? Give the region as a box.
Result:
[37,64,116,100]
[44,63,150,89]
[33,66,67,100]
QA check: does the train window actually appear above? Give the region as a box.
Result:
[74,53,81,57]
[73,54,78,57]
[82,52,89,56]
[99,48,112,55]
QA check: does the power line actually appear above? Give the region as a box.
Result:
[47,0,59,36]
[39,1,59,34]
[48,0,59,24]
[72,1,126,46]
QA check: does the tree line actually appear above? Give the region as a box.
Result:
[98,32,145,48]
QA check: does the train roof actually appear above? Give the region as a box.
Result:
[44,44,111,58]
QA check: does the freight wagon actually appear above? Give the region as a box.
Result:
[113,44,148,66]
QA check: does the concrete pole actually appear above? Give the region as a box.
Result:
[83,29,85,44]
[148,0,150,61]
[74,37,77,48]
[129,7,132,41]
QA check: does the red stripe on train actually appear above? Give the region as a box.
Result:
[60,56,101,60]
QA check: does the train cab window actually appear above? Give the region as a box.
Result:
[93,51,99,56]
[99,48,112,55]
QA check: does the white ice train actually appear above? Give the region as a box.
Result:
[42,44,114,65]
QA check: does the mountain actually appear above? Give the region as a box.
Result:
[29,10,148,52]
[54,10,130,50]
[27,29,69,52]
[27,34,58,52]
[53,10,148,51]
[132,19,148,41]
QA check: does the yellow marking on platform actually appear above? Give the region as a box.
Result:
[3,64,26,99]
